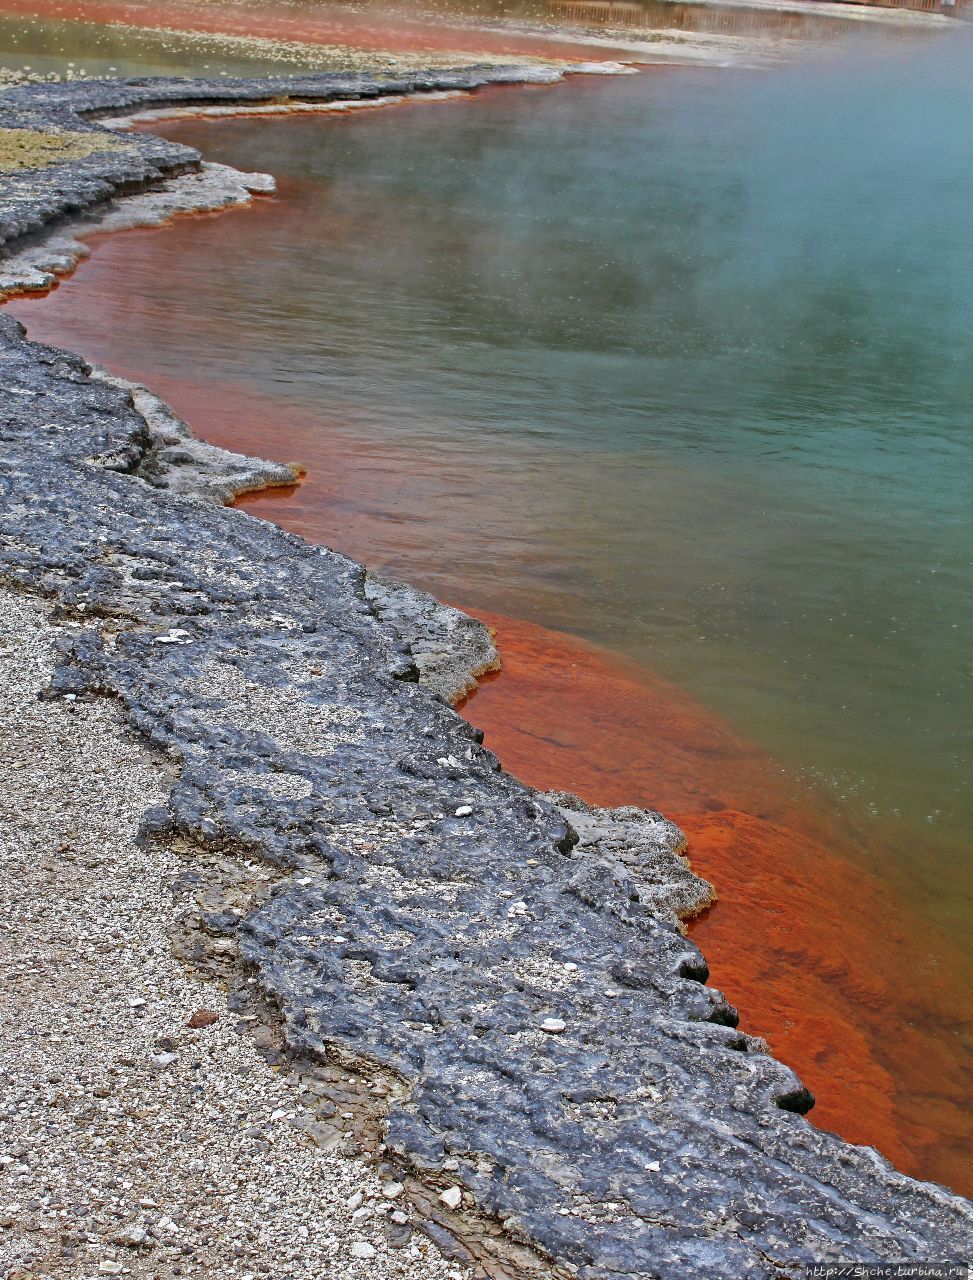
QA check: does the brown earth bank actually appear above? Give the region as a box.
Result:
[10,277,973,1198]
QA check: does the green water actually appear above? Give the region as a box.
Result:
[7,37,972,941]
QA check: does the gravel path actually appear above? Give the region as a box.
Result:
[0,588,468,1280]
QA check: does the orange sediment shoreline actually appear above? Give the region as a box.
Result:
[452,610,973,1196]
[0,0,642,63]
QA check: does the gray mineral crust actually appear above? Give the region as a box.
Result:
[364,572,501,705]
[0,72,971,1280]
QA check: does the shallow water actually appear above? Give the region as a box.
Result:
[8,40,973,1190]
[0,0,668,83]
[0,12,322,80]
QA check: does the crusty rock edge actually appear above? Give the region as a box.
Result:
[0,585,493,1280]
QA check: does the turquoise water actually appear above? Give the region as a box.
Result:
[11,39,972,943]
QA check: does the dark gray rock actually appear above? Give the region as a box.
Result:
[546,791,716,926]
[0,75,971,1279]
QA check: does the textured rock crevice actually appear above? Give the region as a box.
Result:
[165,829,556,1278]
[0,584,503,1280]
[0,77,972,1280]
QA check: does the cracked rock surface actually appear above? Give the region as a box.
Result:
[0,75,972,1280]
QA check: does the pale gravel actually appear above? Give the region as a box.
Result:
[0,588,468,1280]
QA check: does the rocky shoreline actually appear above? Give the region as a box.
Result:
[1,71,972,1279]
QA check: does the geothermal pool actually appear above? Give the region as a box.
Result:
[7,37,973,1193]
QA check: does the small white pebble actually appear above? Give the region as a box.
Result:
[439,1186,462,1210]
[454,805,473,817]
[540,1017,566,1034]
